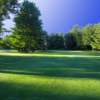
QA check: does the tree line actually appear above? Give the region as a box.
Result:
[47,24,100,51]
[0,0,100,52]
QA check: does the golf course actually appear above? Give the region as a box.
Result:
[0,50,100,100]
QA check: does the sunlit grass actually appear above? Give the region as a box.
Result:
[0,51,100,58]
[0,73,100,97]
[0,50,100,100]
[0,73,100,100]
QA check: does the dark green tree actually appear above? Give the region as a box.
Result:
[0,0,18,33]
[47,34,65,50]
[65,25,83,50]
[70,25,83,49]
[64,33,77,50]
[11,0,45,52]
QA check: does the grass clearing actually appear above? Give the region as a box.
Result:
[0,50,100,100]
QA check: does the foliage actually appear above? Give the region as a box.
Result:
[91,24,100,50]
[47,34,65,50]
[0,0,100,51]
[82,24,100,50]
[64,24,100,50]
[65,33,77,50]
[65,25,83,50]
[11,0,45,52]
[82,24,94,50]
[0,0,18,33]
[0,35,12,49]
[70,25,83,49]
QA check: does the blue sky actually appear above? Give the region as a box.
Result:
[4,0,100,33]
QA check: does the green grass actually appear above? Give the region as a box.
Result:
[0,50,100,100]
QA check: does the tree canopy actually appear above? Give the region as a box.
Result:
[0,1,100,51]
[0,0,18,33]
[10,0,46,52]
[47,34,65,50]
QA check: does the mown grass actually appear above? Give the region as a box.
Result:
[0,50,100,100]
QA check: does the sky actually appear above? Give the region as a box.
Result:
[4,0,100,33]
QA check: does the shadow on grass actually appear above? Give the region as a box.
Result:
[0,55,100,100]
[0,69,100,79]
[0,81,100,100]
[0,55,100,79]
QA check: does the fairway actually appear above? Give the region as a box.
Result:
[0,51,100,100]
